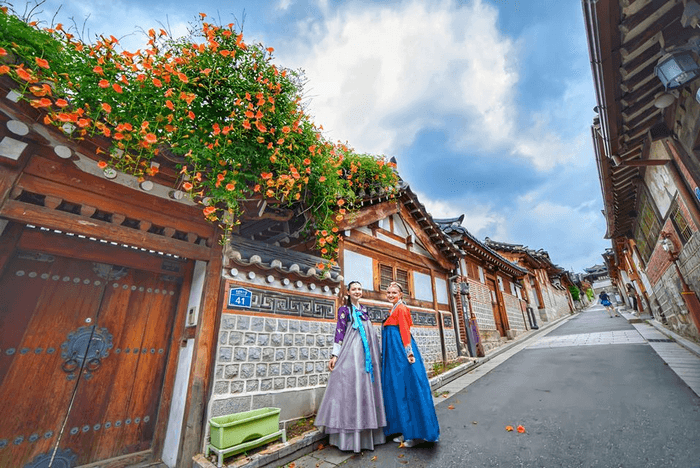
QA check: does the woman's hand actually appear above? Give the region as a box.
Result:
[328,356,337,371]
[407,354,415,364]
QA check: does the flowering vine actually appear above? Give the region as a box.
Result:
[0,8,399,271]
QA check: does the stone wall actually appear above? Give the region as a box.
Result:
[503,293,526,333]
[208,280,450,427]
[467,280,496,331]
[649,231,700,339]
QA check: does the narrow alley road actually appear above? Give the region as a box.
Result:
[313,305,700,468]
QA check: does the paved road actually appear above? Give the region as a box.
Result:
[323,305,700,468]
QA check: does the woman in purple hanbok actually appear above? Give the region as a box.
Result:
[314,281,387,452]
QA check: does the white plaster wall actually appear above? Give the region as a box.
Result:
[343,249,374,290]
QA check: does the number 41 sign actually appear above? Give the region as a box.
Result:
[228,287,252,308]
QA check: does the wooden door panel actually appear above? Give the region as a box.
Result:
[60,267,180,464]
[487,279,505,337]
[0,252,107,468]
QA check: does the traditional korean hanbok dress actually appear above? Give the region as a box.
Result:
[382,300,440,443]
[314,304,387,452]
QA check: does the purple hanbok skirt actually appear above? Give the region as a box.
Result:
[314,319,387,452]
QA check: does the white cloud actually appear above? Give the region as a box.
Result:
[417,191,509,239]
[279,0,579,170]
[278,0,294,11]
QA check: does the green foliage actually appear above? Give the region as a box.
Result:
[585,288,594,301]
[569,285,581,301]
[0,8,399,270]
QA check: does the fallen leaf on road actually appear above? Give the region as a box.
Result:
[442,394,449,398]
[517,425,526,433]
[505,425,514,432]
[399,442,405,448]
[398,454,405,458]
[448,405,455,410]
[317,443,325,450]
[288,464,296,468]
[316,463,320,467]
[371,456,377,461]
[472,421,478,425]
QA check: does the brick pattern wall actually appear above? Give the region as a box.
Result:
[442,327,458,361]
[467,280,496,331]
[503,294,526,332]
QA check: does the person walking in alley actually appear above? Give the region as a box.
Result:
[314,281,387,452]
[381,282,439,447]
[599,290,618,318]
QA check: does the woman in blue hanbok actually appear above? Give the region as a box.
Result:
[382,281,439,447]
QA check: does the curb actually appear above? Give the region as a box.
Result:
[194,312,577,468]
[645,319,700,359]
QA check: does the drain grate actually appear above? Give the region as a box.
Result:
[647,338,674,342]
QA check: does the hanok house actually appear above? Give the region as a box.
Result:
[336,180,463,365]
[436,217,532,353]
[204,178,465,438]
[484,238,575,324]
[0,76,225,467]
[584,0,700,338]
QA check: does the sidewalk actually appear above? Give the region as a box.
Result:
[618,305,700,397]
[192,310,577,468]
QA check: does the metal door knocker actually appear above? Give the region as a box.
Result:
[60,326,113,380]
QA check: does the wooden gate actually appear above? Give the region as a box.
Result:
[0,225,184,467]
[487,278,508,337]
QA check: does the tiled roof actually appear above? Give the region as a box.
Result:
[226,234,343,283]
[434,218,528,276]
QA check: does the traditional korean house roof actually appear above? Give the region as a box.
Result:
[482,237,564,276]
[434,216,527,277]
[584,264,608,275]
[583,0,689,241]
[336,161,463,270]
[226,234,343,283]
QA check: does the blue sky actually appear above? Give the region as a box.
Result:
[7,0,609,273]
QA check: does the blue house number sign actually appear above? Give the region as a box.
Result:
[228,287,252,308]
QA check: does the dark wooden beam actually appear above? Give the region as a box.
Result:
[0,200,212,260]
[336,200,399,231]
[621,159,669,166]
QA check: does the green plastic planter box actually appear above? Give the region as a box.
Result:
[206,407,286,467]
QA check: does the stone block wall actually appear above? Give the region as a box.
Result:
[215,313,333,397]
[209,311,447,420]
[467,280,496,332]
[503,294,526,333]
[441,311,459,361]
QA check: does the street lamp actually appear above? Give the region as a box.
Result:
[654,51,700,90]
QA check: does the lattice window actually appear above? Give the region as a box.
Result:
[669,198,693,245]
[634,189,662,263]
[378,263,410,293]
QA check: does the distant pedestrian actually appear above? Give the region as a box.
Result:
[599,291,618,317]
[381,282,439,447]
[314,281,386,452]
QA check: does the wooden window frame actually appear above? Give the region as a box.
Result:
[634,187,662,263]
[669,197,693,245]
[376,261,411,295]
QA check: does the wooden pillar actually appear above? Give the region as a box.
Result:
[177,239,223,467]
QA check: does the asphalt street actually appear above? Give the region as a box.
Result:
[335,305,700,468]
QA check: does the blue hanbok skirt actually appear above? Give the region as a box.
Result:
[381,325,439,442]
